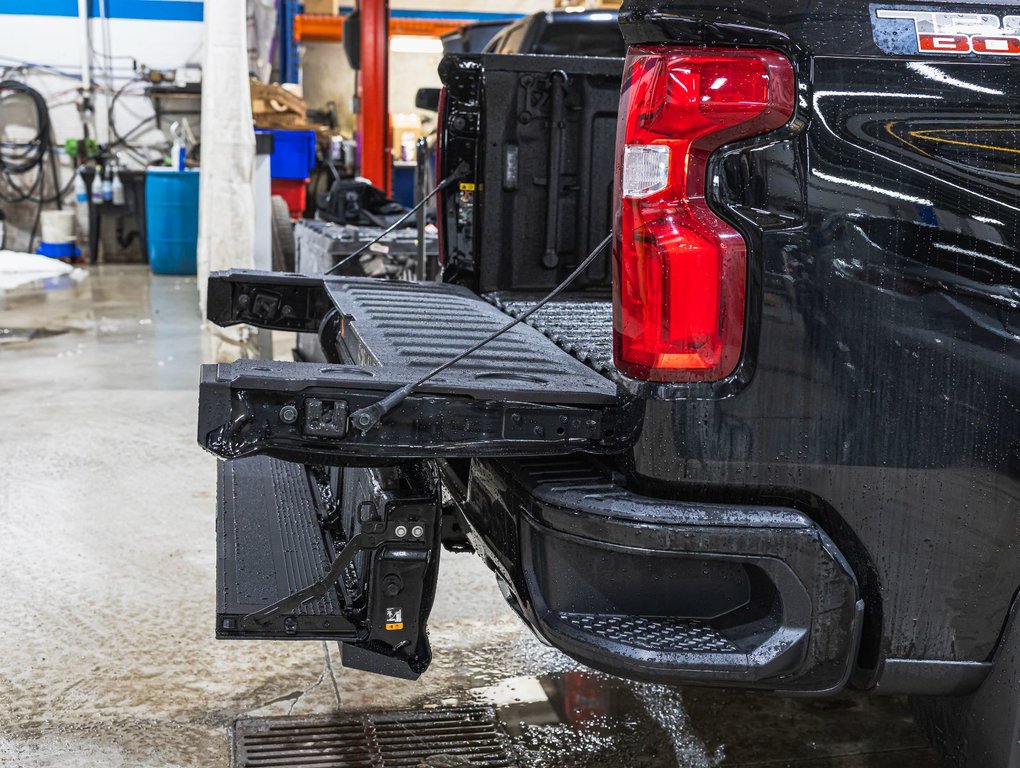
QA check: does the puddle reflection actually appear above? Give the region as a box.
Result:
[469,669,941,767]
[476,672,704,767]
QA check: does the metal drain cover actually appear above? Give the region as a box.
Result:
[231,706,517,767]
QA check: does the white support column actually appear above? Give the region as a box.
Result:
[197,0,258,361]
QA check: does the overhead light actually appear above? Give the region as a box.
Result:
[588,12,613,21]
[390,36,443,54]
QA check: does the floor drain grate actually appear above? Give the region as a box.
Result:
[231,706,518,767]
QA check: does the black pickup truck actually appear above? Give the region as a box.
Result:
[199,1,1019,763]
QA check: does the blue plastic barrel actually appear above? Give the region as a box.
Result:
[145,169,200,275]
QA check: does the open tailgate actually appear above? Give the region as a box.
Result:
[199,271,632,465]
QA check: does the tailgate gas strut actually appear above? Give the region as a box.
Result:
[349,233,614,434]
[542,70,568,271]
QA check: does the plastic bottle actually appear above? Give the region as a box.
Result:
[101,164,113,203]
[172,137,186,171]
[111,163,125,206]
[170,120,188,171]
[91,164,105,205]
[73,166,88,204]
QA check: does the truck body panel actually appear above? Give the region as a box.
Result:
[618,0,1020,681]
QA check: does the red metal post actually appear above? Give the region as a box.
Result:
[358,0,390,194]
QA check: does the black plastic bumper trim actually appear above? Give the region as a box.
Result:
[463,457,863,693]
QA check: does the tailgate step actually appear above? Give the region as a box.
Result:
[200,272,634,465]
[217,455,442,679]
[217,456,348,637]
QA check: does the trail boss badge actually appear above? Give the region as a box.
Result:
[872,6,1020,56]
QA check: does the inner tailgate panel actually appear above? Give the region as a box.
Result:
[199,272,630,465]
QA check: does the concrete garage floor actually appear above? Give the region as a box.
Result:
[0,265,943,768]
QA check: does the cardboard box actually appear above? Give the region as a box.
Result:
[303,0,337,14]
[251,81,311,129]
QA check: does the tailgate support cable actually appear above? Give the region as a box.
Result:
[325,161,470,276]
[349,232,614,434]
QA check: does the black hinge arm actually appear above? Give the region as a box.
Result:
[245,533,364,625]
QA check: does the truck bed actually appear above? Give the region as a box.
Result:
[486,293,616,381]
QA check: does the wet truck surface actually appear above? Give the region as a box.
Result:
[198,1,1020,764]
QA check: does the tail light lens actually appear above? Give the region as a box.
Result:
[613,47,794,382]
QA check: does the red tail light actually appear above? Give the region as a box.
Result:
[613,47,794,382]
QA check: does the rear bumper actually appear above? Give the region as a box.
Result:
[463,458,863,693]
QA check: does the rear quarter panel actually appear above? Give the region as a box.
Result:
[619,0,1020,683]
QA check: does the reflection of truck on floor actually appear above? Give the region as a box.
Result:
[200,2,1019,764]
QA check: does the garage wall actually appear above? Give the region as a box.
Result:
[303,1,555,138]
[0,2,204,146]
[0,2,205,251]
[0,1,553,250]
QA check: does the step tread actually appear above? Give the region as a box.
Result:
[487,294,617,380]
[218,456,342,619]
[554,612,740,654]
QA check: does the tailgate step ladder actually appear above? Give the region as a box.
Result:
[217,455,441,680]
[218,456,348,639]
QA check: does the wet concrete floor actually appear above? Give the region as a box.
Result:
[0,266,942,767]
